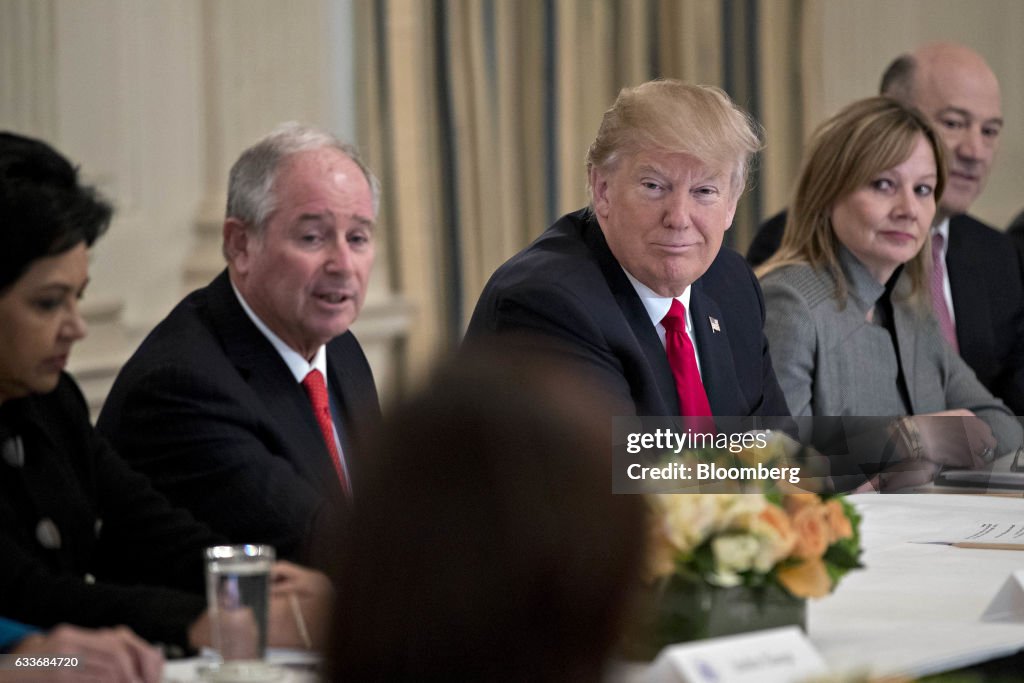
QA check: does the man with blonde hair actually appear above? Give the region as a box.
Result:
[467,80,789,421]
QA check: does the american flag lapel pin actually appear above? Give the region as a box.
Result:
[709,316,721,333]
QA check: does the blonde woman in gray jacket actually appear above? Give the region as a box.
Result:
[758,97,1021,491]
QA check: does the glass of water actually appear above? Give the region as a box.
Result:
[203,544,275,679]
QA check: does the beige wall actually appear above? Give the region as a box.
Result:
[3,0,1022,408]
[798,0,1024,228]
[0,0,410,412]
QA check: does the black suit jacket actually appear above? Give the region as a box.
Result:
[98,271,380,566]
[0,375,216,647]
[1007,210,1024,280]
[745,210,788,268]
[465,210,790,419]
[747,210,1024,414]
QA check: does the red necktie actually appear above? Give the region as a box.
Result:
[301,369,350,494]
[930,233,959,352]
[661,299,715,432]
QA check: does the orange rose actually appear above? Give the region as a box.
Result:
[788,503,829,560]
[823,498,853,544]
[758,503,795,540]
[777,557,832,598]
[751,503,797,571]
[782,493,819,516]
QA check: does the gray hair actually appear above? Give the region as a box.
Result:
[225,121,381,233]
[879,54,916,102]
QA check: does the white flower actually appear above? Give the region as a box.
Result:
[653,494,719,555]
[710,533,761,587]
[714,494,766,533]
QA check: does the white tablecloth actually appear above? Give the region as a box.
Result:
[163,650,319,683]
[808,492,1024,678]
[168,494,1024,681]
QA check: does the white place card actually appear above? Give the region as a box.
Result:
[982,570,1024,622]
[643,626,827,683]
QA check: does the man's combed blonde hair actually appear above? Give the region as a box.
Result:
[586,80,763,201]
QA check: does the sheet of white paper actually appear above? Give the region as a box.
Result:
[809,494,1024,678]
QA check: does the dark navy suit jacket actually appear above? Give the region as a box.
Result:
[466,209,790,420]
[98,271,379,566]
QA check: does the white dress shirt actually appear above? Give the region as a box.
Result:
[621,268,704,379]
[230,281,350,481]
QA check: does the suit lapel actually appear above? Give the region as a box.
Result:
[891,298,919,414]
[205,272,345,495]
[324,342,359,454]
[615,284,681,414]
[688,281,744,417]
[584,218,680,414]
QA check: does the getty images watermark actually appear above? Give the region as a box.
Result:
[607,415,856,494]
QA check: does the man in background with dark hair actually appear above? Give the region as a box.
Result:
[747,42,1024,416]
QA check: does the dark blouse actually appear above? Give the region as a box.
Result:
[872,265,913,414]
[0,374,221,648]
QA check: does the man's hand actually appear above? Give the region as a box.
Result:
[268,561,334,651]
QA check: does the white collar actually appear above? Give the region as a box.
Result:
[932,216,951,258]
[230,280,327,383]
[621,268,694,335]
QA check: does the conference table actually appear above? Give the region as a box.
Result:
[808,492,1024,678]
[612,491,1024,682]
[163,651,319,682]
[164,492,1024,682]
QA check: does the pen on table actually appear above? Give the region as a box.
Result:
[288,592,312,649]
[951,542,1024,551]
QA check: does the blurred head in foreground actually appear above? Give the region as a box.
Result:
[329,344,647,682]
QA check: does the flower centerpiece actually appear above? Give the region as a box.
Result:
[624,468,862,658]
[648,492,861,598]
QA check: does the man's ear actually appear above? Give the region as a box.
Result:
[223,218,254,273]
[590,166,611,217]
[725,199,738,231]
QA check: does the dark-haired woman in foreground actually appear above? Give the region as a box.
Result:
[330,349,647,681]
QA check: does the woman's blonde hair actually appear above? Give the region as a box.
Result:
[757,96,946,308]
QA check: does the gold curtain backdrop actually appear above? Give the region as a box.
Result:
[3,1,1017,409]
[355,0,808,390]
